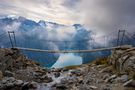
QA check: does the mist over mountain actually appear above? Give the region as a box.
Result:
[0,15,134,67]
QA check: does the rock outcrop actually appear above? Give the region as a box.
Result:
[0,46,135,90]
[110,45,135,75]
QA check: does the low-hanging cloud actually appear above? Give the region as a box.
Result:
[79,0,135,36]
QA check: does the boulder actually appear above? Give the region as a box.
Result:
[54,72,60,78]
[15,80,23,86]
[123,79,135,87]
[89,86,97,89]
[119,75,129,83]
[51,68,61,72]
[2,79,7,84]
[99,66,112,73]
[6,77,16,83]
[102,86,111,90]
[102,74,110,80]
[70,70,82,76]
[4,70,15,77]
[28,81,38,89]
[41,75,53,83]
[21,82,39,90]
[6,82,14,87]
[21,82,29,90]
[55,84,67,89]
[0,77,16,89]
[105,75,117,83]
[60,78,68,84]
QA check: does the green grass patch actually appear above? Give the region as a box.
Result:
[94,57,109,65]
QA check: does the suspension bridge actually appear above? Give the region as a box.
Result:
[0,30,134,52]
[14,46,130,53]
[5,30,134,53]
[0,30,135,67]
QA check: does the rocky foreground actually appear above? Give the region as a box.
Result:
[0,46,135,90]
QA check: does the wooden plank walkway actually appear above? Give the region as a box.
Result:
[14,46,132,53]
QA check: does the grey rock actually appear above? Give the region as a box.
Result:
[6,77,16,82]
[99,66,112,73]
[102,87,110,90]
[105,75,117,83]
[70,70,82,76]
[120,75,129,83]
[115,75,129,83]
[102,74,110,80]
[29,81,38,89]
[51,68,61,72]
[15,80,23,86]
[22,82,30,90]
[54,72,60,78]
[123,79,135,87]
[2,77,15,85]
[89,86,97,89]
[61,78,68,84]
[55,84,67,89]
[101,84,111,90]
[6,82,14,87]
[41,75,53,83]
[4,70,14,77]
[2,79,7,84]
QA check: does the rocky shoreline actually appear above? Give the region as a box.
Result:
[0,46,135,90]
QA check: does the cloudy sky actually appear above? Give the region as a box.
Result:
[0,0,135,34]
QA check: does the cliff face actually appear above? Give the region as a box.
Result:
[0,48,39,72]
[110,46,135,75]
[0,47,135,90]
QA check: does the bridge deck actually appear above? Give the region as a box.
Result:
[14,46,133,53]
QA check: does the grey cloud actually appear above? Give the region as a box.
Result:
[62,0,81,9]
[79,0,135,35]
[0,0,135,36]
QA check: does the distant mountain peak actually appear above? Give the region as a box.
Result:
[73,24,84,30]
[38,20,46,27]
[7,15,20,19]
